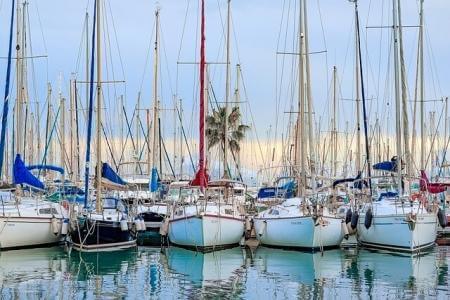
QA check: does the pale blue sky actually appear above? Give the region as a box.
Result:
[0,0,449,178]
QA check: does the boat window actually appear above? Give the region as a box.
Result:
[39,208,58,215]
[270,209,279,215]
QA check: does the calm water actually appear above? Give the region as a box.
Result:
[0,245,449,299]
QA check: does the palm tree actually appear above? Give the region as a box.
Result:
[205,106,250,174]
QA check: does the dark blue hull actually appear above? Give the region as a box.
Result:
[70,218,136,247]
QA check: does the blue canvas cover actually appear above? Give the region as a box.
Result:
[101,162,127,186]
[150,167,159,192]
[373,161,396,172]
[13,154,45,190]
[27,164,64,174]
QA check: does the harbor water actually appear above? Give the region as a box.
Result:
[0,245,449,299]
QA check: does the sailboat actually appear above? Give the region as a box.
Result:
[253,0,345,250]
[0,0,68,250]
[356,0,437,252]
[167,0,245,251]
[68,0,136,252]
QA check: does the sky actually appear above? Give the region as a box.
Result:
[0,0,449,182]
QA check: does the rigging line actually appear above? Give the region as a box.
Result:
[106,0,126,92]
[425,102,445,171]
[32,0,49,82]
[160,24,175,96]
[175,103,196,173]
[117,106,142,174]
[176,0,191,93]
[25,4,40,124]
[103,1,119,157]
[38,105,61,178]
[74,13,88,76]
[138,18,155,93]
[315,0,329,103]
[160,129,176,178]
[424,20,442,99]
[239,68,266,169]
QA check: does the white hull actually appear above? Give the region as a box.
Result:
[254,216,345,249]
[168,214,244,249]
[358,213,437,252]
[0,216,63,249]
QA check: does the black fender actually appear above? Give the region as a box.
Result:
[364,208,373,229]
[345,208,352,224]
[438,208,447,229]
[351,210,359,230]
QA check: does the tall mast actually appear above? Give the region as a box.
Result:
[332,66,337,178]
[223,0,231,179]
[15,1,23,156]
[60,97,65,184]
[235,64,241,175]
[392,0,403,194]
[85,12,89,113]
[397,0,410,178]
[0,0,16,179]
[419,0,425,171]
[83,0,97,208]
[95,0,102,210]
[296,0,306,197]
[150,8,160,189]
[69,79,75,180]
[191,0,208,188]
[355,2,361,173]
[303,0,316,191]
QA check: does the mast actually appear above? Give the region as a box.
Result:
[332,66,338,177]
[192,0,208,188]
[235,64,241,175]
[150,8,160,191]
[69,79,74,180]
[419,0,425,171]
[295,0,306,197]
[60,97,65,184]
[354,0,372,191]
[0,0,16,180]
[397,0,410,179]
[392,0,403,194]
[223,0,231,179]
[15,1,23,156]
[303,0,316,191]
[355,5,361,174]
[95,0,102,210]
[83,0,97,208]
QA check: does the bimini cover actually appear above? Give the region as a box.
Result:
[27,164,64,174]
[101,163,127,186]
[13,154,45,190]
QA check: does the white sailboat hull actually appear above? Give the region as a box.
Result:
[254,216,345,249]
[357,213,437,252]
[168,214,244,250]
[0,216,63,249]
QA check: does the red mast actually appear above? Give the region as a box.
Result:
[191,0,208,188]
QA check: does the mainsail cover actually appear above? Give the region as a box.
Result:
[101,162,127,186]
[13,154,45,190]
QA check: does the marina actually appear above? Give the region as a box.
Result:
[0,0,450,298]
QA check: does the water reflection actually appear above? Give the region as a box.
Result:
[161,246,246,298]
[0,245,448,299]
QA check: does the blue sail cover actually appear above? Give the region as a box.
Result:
[27,164,64,174]
[13,154,45,190]
[101,162,127,186]
[373,161,396,172]
[150,167,159,192]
